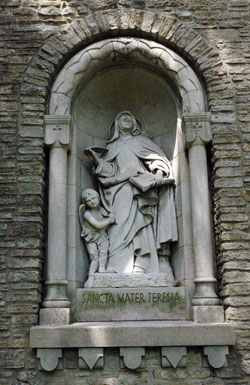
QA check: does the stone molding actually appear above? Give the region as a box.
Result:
[78,348,104,370]
[203,346,229,369]
[161,347,187,368]
[49,38,205,116]
[36,346,230,371]
[183,113,212,148]
[37,349,62,371]
[120,347,145,369]
[21,9,229,110]
[44,115,72,148]
[30,322,235,349]
[32,321,235,372]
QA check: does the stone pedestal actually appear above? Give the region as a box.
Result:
[76,287,186,322]
[79,273,184,322]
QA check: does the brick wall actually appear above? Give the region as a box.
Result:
[0,1,249,384]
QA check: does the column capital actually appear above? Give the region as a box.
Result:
[183,113,212,148]
[44,115,72,148]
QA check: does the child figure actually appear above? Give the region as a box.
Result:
[79,189,115,284]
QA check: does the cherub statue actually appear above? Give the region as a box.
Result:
[79,189,115,287]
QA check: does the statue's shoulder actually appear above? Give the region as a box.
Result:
[104,139,122,154]
[134,133,156,146]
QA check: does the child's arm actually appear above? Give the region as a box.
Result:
[84,211,114,230]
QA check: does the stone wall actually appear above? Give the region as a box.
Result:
[0,0,249,384]
[5,348,250,385]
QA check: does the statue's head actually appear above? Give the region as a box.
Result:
[117,112,134,134]
[81,189,100,208]
[108,111,142,143]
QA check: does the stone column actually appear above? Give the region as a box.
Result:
[40,115,72,325]
[183,114,223,322]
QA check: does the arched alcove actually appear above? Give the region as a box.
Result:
[42,37,221,323]
[30,36,235,372]
[56,39,200,321]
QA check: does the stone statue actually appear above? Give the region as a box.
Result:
[84,111,178,278]
[79,189,115,286]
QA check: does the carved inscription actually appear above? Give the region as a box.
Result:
[82,292,181,305]
[76,288,186,321]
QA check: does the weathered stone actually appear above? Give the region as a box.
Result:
[153,368,186,379]
[0,1,250,383]
[0,349,25,369]
[38,7,61,16]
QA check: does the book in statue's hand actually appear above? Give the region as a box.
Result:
[130,173,174,192]
[83,146,108,156]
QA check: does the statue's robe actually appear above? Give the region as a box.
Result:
[94,134,178,274]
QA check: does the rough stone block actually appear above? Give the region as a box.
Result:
[0,349,25,369]
[39,308,70,325]
[192,306,225,323]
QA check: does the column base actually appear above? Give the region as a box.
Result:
[40,308,70,325]
[192,306,224,323]
[192,278,221,306]
[42,280,71,309]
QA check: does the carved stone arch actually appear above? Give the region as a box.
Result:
[48,38,205,115]
[20,9,231,117]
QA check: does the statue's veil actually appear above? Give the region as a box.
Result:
[108,111,142,143]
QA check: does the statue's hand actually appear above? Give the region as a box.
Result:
[81,227,90,238]
[108,214,116,224]
[86,148,100,166]
[154,170,164,186]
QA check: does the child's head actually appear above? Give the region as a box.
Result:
[81,189,100,208]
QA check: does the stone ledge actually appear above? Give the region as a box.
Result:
[30,321,235,348]
[87,273,172,288]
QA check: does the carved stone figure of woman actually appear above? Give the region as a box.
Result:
[86,111,178,276]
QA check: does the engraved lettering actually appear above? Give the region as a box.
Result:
[118,293,125,303]
[140,293,146,303]
[107,294,115,304]
[82,294,87,304]
[153,293,158,303]
[86,294,92,304]
[167,293,172,302]
[99,293,106,304]
[175,293,181,303]
[135,293,140,303]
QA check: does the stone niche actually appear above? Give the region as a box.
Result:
[30,38,235,372]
